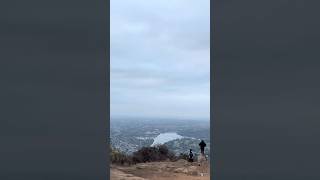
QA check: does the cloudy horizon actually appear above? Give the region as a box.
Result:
[111,0,210,120]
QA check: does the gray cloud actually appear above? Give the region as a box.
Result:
[111,0,210,120]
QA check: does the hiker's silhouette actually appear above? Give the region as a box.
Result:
[199,140,206,155]
[188,149,194,162]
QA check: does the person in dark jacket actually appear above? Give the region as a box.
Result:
[199,140,206,155]
[188,149,194,162]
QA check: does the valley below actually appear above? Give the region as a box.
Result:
[110,118,210,156]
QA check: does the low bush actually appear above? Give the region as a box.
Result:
[110,148,134,165]
[177,153,189,160]
[132,145,175,163]
[111,145,184,165]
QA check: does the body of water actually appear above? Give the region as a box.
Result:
[151,132,183,146]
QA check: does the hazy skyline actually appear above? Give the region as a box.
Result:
[111,0,210,120]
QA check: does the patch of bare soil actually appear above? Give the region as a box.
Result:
[111,160,210,180]
[111,168,147,180]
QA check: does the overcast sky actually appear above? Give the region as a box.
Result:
[110,0,210,120]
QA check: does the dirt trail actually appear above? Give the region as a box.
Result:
[111,160,210,180]
[111,168,146,180]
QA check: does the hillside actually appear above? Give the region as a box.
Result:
[111,159,210,180]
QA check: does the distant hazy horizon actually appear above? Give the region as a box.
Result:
[111,115,210,122]
[111,0,210,120]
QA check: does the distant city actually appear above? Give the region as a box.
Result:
[110,118,210,156]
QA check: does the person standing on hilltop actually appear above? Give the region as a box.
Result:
[199,140,206,155]
[188,149,194,162]
[198,140,207,166]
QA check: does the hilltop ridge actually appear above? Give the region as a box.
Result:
[111,159,210,180]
